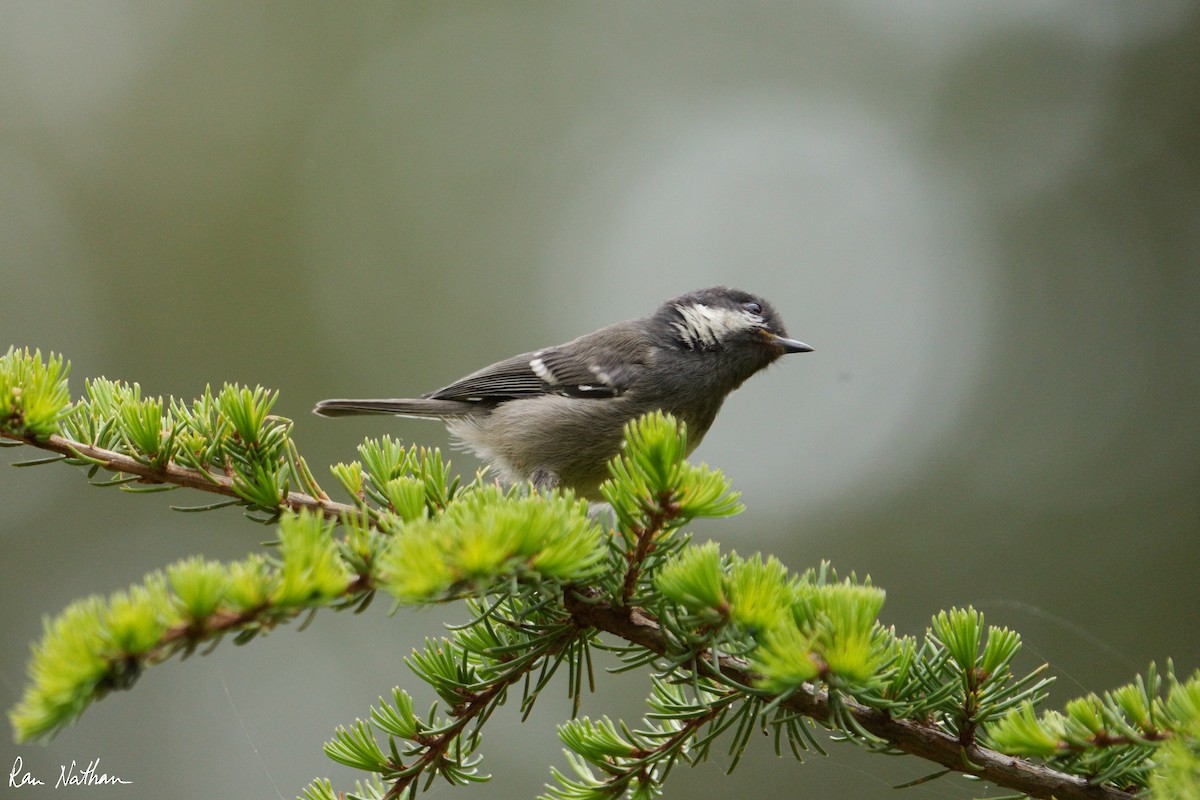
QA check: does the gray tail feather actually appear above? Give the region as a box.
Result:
[313,398,475,419]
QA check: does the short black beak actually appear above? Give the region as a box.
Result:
[770,334,814,353]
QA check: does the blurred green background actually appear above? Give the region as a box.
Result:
[2,3,1198,798]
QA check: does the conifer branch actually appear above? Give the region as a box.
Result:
[383,673,515,800]
[3,349,1194,799]
[563,590,1137,800]
[619,491,681,605]
[1,430,357,520]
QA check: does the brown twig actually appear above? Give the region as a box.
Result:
[564,590,1137,800]
[3,431,357,520]
[620,491,680,605]
[383,637,566,800]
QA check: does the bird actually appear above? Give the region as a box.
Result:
[314,286,811,500]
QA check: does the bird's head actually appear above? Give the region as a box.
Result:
[660,286,811,361]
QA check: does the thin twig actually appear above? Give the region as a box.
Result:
[563,590,1136,800]
[384,639,562,800]
[2,431,357,520]
[620,491,680,605]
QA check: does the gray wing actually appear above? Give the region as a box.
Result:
[425,345,638,403]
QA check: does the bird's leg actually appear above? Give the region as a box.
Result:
[529,468,561,493]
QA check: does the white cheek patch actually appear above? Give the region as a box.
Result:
[672,303,762,348]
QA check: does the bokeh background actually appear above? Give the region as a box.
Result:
[2,3,1198,798]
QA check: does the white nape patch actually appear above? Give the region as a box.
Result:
[672,303,761,349]
[530,357,556,384]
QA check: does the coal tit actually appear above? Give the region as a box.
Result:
[315,286,811,500]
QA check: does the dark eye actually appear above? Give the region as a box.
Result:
[743,301,762,315]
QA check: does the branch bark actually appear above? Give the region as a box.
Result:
[564,590,1136,800]
[2,431,356,520]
